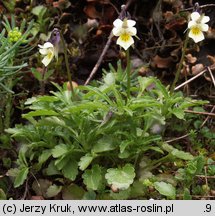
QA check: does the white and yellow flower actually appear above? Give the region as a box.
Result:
[188,11,210,43]
[38,42,55,67]
[112,18,137,50]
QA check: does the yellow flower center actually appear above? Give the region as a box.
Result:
[120,33,130,42]
[47,50,53,59]
[191,26,201,35]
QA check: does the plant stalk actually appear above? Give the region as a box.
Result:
[146,154,172,171]
[170,32,189,93]
[4,78,13,129]
[60,31,75,99]
[126,49,131,99]
[40,66,47,95]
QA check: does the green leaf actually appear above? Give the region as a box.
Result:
[44,161,61,176]
[78,154,94,171]
[92,136,116,153]
[82,165,102,191]
[0,189,6,200]
[52,144,68,158]
[6,168,20,177]
[79,85,114,106]
[35,150,52,170]
[154,181,176,199]
[62,184,85,200]
[82,190,97,200]
[46,184,62,198]
[171,149,194,160]
[110,188,131,200]
[44,69,54,80]
[183,188,192,200]
[14,167,29,188]
[153,78,169,98]
[161,143,175,152]
[130,181,146,199]
[31,68,42,81]
[23,110,59,118]
[24,97,37,105]
[104,73,115,86]
[31,5,47,17]
[62,160,78,181]
[55,156,70,170]
[137,76,154,96]
[171,108,185,119]
[105,164,135,190]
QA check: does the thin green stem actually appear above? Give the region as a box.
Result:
[126,49,131,99]
[4,78,13,129]
[170,32,189,93]
[0,114,3,133]
[145,154,172,171]
[60,31,75,99]
[40,66,47,95]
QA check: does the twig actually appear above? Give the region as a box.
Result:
[21,179,29,200]
[170,31,189,93]
[204,167,209,196]
[200,105,215,128]
[144,43,180,51]
[84,33,113,85]
[183,195,215,199]
[185,109,215,117]
[181,4,215,12]
[196,175,215,179]
[174,68,208,91]
[207,66,215,88]
[165,133,190,143]
[84,0,135,85]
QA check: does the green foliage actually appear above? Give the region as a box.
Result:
[31,5,51,36]
[31,68,54,82]
[0,15,34,199]
[6,62,208,199]
[83,165,104,191]
[0,189,7,200]
[0,16,34,133]
[105,164,135,190]
[154,181,176,199]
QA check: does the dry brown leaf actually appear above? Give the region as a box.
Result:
[163,11,174,21]
[32,179,52,197]
[67,81,78,91]
[207,55,215,66]
[192,64,204,75]
[86,0,110,3]
[31,196,44,200]
[85,18,99,30]
[204,73,212,82]
[153,55,173,68]
[165,16,187,30]
[138,66,152,76]
[53,0,71,9]
[84,4,101,19]
[207,28,215,40]
[186,54,197,64]
[170,46,182,62]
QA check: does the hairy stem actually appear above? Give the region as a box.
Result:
[126,49,131,99]
[40,66,47,95]
[170,32,189,93]
[60,31,75,98]
[4,78,13,129]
